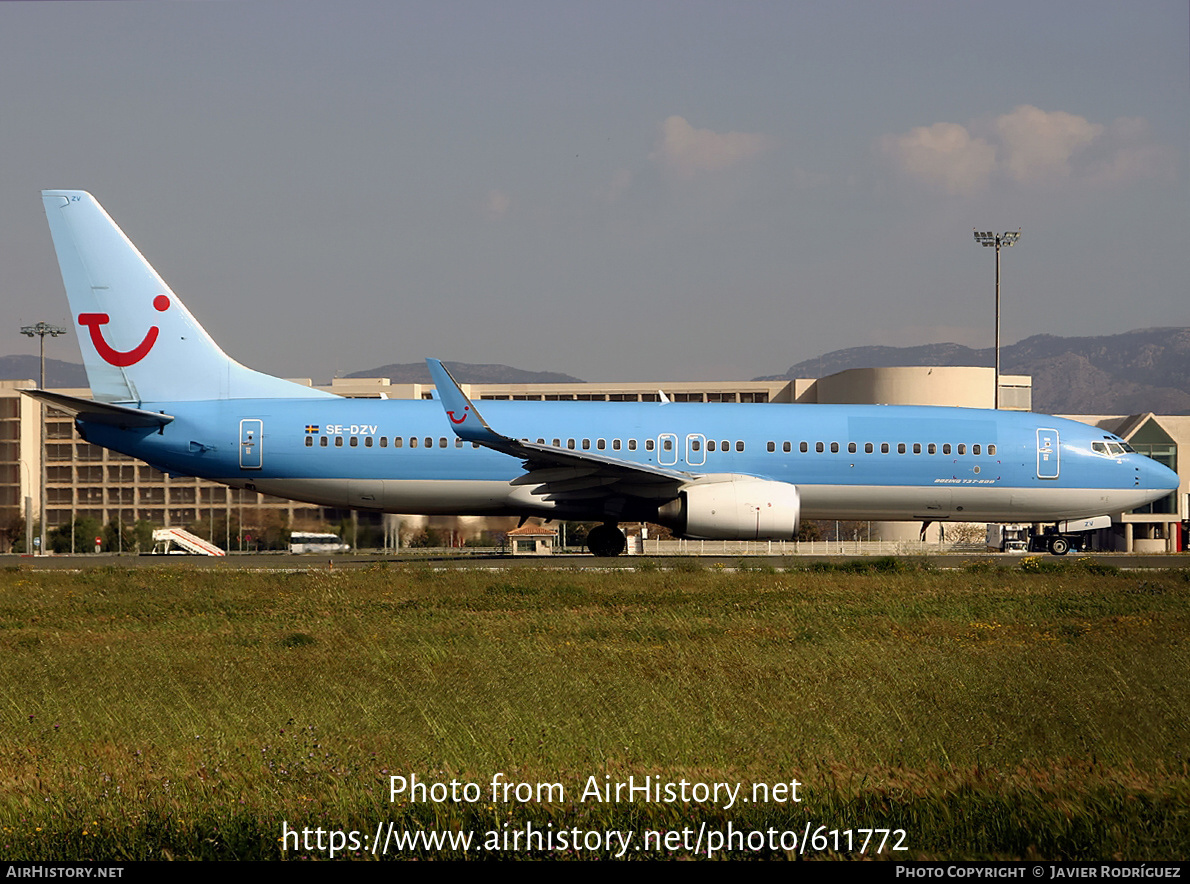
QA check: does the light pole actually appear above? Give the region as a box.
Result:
[21,322,69,555]
[972,231,1020,409]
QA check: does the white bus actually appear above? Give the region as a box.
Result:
[289,532,350,554]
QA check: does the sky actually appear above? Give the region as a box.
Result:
[2,1,1186,383]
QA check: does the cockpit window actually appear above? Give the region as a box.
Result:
[1107,442,1126,456]
[1092,442,1108,455]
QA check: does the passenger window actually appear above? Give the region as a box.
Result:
[830,442,839,453]
[988,444,996,455]
[646,440,655,451]
[662,438,672,451]
[365,437,373,448]
[942,443,951,455]
[815,442,824,453]
[708,440,716,452]
[380,437,388,448]
[567,439,575,450]
[320,436,328,447]
[692,439,701,451]
[409,437,418,448]
[783,442,792,453]
[350,436,359,447]
[305,436,313,447]
[973,444,981,455]
[881,443,889,454]
[864,443,873,454]
[597,439,605,450]
[800,442,808,453]
[582,439,591,450]
[897,443,906,454]
[394,437,403,448]
[424,437,432,449]
[455,439,463,448]
[628,440,637,451]
[613,439,621,450]
[736,441,745,452]
[552,439,561,447]
[439,438,447,448]
[767,441,775,452]
[847,442,856,454]
[335,437,344,448]
[958,444,967,455]
[927,443,936,454]
[912,443,921,454]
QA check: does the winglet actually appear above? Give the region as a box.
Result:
[425,359,504,444]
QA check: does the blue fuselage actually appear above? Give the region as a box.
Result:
[78,397,1178,525]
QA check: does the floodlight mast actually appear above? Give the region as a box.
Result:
[20,322,68,555]
[972,230,1021,409]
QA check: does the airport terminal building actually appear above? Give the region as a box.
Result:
[1,366,1184,553]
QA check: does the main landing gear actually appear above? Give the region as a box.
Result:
[586,523,627,557]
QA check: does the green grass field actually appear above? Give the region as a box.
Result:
[1,559,1187,860]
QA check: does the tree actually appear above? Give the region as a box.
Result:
[47,516,103,553]
[102,518,137,553]
[797,521,823,542]
[0,512,28,553]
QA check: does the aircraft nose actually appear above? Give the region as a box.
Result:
[1141,457,1180,494]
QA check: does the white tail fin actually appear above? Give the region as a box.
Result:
[41,190,333,403]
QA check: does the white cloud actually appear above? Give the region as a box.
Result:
[650,115,773,179]
[878,106,1175,195]
[877,122,996,196]
[1083,117,1179,187]
[993,105,1101,184]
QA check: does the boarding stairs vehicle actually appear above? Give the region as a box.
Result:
[151,528,226,556]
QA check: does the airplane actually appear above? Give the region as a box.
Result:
[30,190,1179,556]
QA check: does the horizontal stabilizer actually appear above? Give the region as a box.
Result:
[22,389,174,428]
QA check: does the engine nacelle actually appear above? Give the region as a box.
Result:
[657,476,801,540]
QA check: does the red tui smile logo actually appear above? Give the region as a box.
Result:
[447,405,469,424]
[78,295,170,367]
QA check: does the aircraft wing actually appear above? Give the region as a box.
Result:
[426,358,692,507]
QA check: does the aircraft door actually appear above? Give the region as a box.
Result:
[1036,428,1059,479]
[686,434,706,466]
[240,419,263,470]
[658,433,678,466]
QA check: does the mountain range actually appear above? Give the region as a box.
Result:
[758,327,1190,415]
[344,362,582,385]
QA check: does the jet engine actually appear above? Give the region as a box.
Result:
[657,476,801,540]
